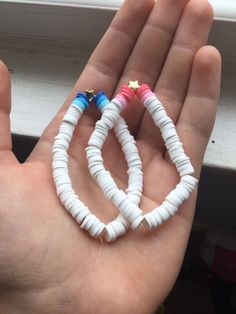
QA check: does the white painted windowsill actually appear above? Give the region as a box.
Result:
[1,0,236,21]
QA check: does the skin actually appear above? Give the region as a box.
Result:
[0,0,221,313]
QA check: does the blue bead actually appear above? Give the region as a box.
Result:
[72,92,89,110]
[76,92,88,102]
[97,99,109,111]
[93,91,109,111]
[93,91,106,105]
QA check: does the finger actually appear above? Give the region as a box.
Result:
[122,0,190,86]
[0,61,17,164]
[174,46,221,177]
[117,0,191,135]
[28,0,155,162]
[79,0,154,99]
[137,0,213,153]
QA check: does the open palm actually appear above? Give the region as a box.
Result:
[0,0,221,313]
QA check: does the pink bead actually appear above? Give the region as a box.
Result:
[136,84,154,102]
[116,85,135,108]
[120,85,135,101]
[136,84,150,97]
[142,91,154,102]
[116,94,128,108]
[122,85,135,99]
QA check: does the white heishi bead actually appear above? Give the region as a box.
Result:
[69,203,80,218]
[80,214,97,230]
[153,210,165,226]
[105,220,126,242]
[156,205,171,221]
[60,189,75,203]
[90,221,105,238]
[80,214,103,236]
[53,138,69,149]
[161,126,176,141]
[89,222,105,238]
[53,170,69,180]
[53,153,68,163]
[162,200,177,216]
[88,164,105,178]
[131,215,144,229]
[179,164,195,176]
[59,123,74,136]
[52,147,64,154]
[87,135,104,149]
[127,194,141,205]
[104,224,117,242]
[88,219,105,238]
[63,109,80,125]
[110,98,123,111]
[112,190,127,208]
[70,103,83,113]
[65,195,79,212]
[86,153,103,164]
[52,160,67,169]
[116,214,130,229]
[55,178,71,190]
[85,146,101,155]
[144,95,158,109]
[56,183,72,196]
[181,175,198,188]
[144,210,160,229]
[54,133,71,142]
[143,214,154,229]
[174,184,189,202]
[75,207,90,224]
[165,190,183,208]
[118,197,143,222]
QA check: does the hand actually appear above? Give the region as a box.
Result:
[0,0,221,313]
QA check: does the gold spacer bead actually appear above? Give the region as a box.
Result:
[128,80,140,91]
[85,89,95,101]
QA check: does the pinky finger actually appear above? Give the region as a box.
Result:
[175,46,221,177]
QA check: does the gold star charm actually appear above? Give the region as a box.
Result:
[128,80,140,91]
[85,89,94,102]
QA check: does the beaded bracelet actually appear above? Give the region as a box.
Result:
[136,84,198,228]
[52,89,143,241]
[87,90,144,241]
[52,93,105,238]
[87,82,198,230]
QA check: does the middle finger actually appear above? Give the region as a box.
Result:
[115,0,191,134]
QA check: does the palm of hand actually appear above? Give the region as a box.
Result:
[0,0,221,313]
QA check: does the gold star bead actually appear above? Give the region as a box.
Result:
[128,80,140,91]
[85,89,94,101]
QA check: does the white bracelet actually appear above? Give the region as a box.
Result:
[87,82,198,230]
[52,92,106,238]
[52,89,143,241]
[86,90,143,241]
